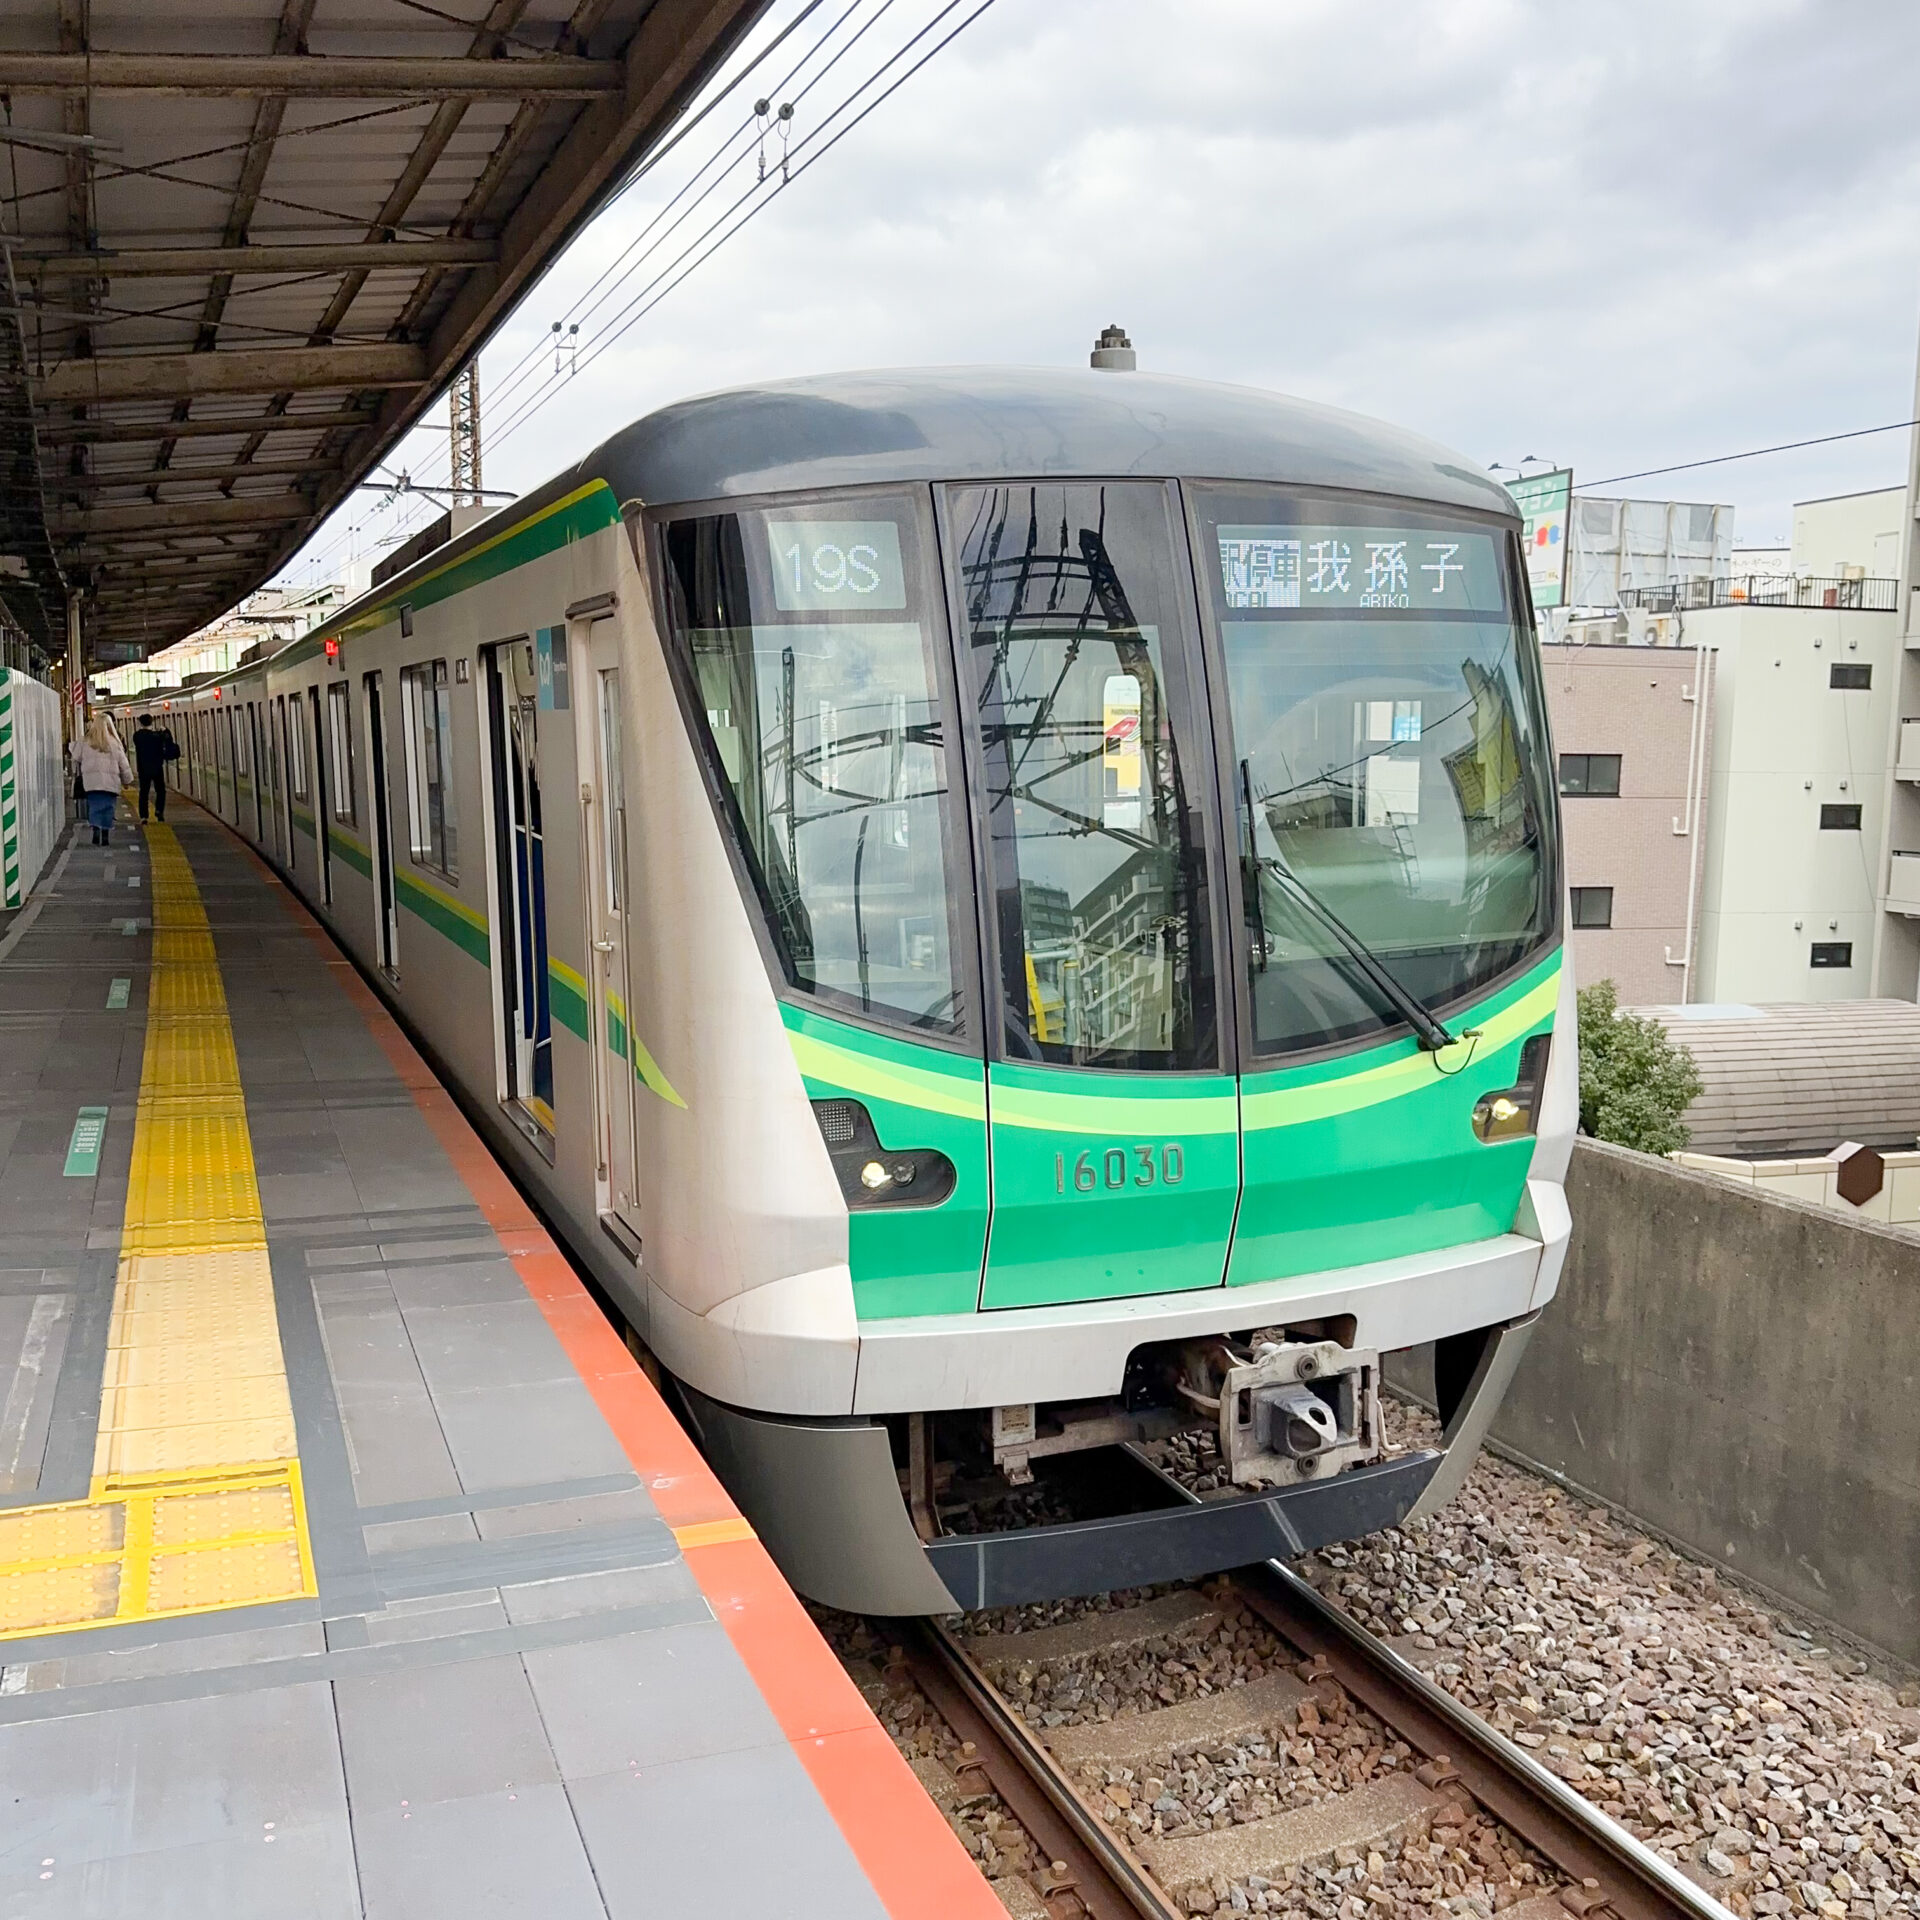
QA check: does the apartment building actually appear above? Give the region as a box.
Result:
[1871,354,1920,995]
[1541,486,1903,1004]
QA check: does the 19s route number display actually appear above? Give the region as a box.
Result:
[1055,1142,1186,1193]
[765,519,907,612]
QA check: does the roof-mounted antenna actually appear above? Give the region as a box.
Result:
[1090,323,1136,371]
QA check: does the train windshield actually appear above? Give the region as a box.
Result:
[953,481,1218,1071]
[1193,487,1558,1057]
[660,493,962,1033]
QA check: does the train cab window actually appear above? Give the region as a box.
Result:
[661,493,962,1034]
[399,660,456,876]
[1193,488,1558,1056]
[327,681,356,821]
[952,481,1217,1070]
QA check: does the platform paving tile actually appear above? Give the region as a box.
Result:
[385,1257,530,1312]
[430,1375,637,1490]
[569,1742,894,1920]
[0,1680,351,1866]
[403,1296,584,1399]
[335,1652,561,1805]
[350,1787,607,1920]
[524,1618,789,1776]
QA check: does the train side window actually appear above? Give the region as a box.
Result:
[399,659,457,876]
[327,681,356,822]
[660,492,963,1035]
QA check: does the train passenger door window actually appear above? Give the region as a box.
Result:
[261,702,281,859]
[276,696,297,874]
[326,681,356,823]
[399,660,457,875]
[579,622,640,1236]
[306,686,332,905]
[482,641,554,1145]
[948,479,1235,1311]
[245,704,264,841]
[363,672,400,975]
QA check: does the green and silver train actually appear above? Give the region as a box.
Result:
[132,366,1573,1613]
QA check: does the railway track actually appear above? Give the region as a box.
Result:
[875,1562,1737,1920]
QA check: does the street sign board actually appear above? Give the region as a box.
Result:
[1508,468,1573,611]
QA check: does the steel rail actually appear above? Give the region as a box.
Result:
[903,1619,1184,1920]
[1232,1562,1735,1920]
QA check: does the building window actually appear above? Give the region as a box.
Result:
[1570,886,1614,929]
[1810,941,1853,968]
[327,681,356,823]
[1819,803,1863,830]
[1830,663,1871,690]
[399,659,457,876]
[1559,752,1621,797]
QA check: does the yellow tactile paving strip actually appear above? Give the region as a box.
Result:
[0,821,316,1639]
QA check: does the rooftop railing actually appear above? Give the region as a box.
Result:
[1620,573,1899,613]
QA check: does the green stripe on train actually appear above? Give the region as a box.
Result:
[279,481,622,668]
[394,867,489,966]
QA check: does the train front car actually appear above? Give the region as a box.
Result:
[619,369,1574,1614]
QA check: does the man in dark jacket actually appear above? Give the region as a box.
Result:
[132,714,175,822]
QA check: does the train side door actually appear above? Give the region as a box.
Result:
[947,480,1238,1310]
[575,614,642,1239]
[363,672,401,974]
[482,640,555,1147]
[307,686,332,905]
[276,695,296,874]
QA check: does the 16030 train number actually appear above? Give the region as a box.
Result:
[1054,1144,1185,1193]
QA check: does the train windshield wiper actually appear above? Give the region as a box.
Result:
[1240,762,1456,1053]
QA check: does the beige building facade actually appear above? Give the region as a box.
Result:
[1541,641,1710,1004]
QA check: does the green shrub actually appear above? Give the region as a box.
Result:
[1576,979,1703,1155]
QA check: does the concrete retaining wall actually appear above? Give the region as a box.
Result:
[1441,1138,1920,1664]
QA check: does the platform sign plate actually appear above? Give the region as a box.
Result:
[64,1106,108,1177]
[106,978,130,1009]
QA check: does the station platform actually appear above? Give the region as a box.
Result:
[0,801,997,1919]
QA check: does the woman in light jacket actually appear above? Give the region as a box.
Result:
[71,713,133,847]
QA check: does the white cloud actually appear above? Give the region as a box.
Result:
[298,0,1920,576]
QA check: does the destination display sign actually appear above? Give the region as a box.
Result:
[765,519,907,612]
[1217,525,1506,615]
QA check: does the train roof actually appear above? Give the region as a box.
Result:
[591,366,1516,517]
[128,368,1518,706]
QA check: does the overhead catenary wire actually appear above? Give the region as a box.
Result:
[1580,418,1920,490]
[472,0,887,430]
[290,0,887,578]
[445,0,855,428]
[480,0,1000,458]
[293,0,1000,585]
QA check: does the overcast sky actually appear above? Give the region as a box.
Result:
[295,0,1920,583]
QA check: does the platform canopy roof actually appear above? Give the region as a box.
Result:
[0,0,765,666]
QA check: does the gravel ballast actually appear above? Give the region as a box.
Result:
[815,1399,1920,1920]
[1302,1403,1920,1920]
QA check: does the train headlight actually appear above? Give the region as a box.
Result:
[811,1100,956,1207]
[1470,1032,1551,1143]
